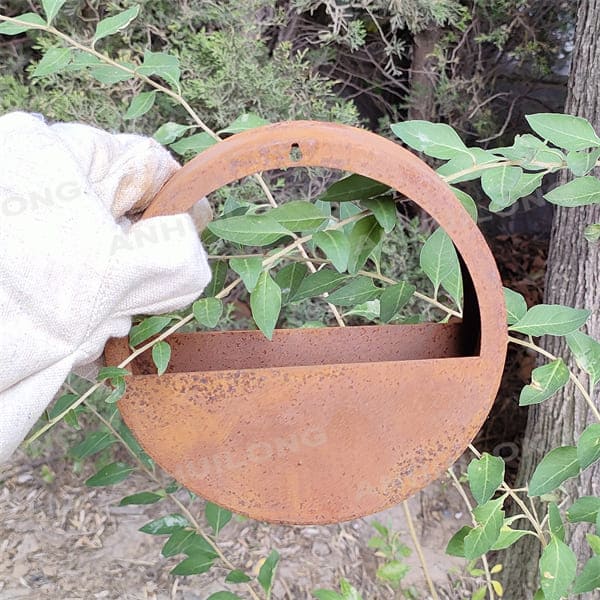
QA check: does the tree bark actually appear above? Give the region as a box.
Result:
[408,26,441,121]
[503,1,600,598]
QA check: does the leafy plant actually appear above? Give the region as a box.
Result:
[368,521,417,596]
[2,3,600,600]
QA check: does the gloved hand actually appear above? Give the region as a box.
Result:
[0,112,212,463]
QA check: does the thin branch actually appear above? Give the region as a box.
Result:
[78,391,263,600]
[447,467,496,600]
[508,335,600,422]
[402,500,440,600]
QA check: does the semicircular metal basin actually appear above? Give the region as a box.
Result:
[104,121,508,525]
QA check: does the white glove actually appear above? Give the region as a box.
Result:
[0,112,212,463]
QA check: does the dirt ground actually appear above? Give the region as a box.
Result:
[0,443,478,600]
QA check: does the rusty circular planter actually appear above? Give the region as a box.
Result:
[104,121,507,525]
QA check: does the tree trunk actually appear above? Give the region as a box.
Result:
[503,1,600,598]
[408,26,441,122]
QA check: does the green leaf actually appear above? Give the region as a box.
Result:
[66,51,101,72]
[539,534,577,600]
[566,330,600,386]
[0,13,46,35]
[138,50,180,88]
[467,452,505,504]
[230,257,263,292]
[343,299,380,320]
[510,304,590,337]
[129,315,172,346]
[526,113,600,151]
[153,122,190,145]
[319,174,389,203]
[588,533,600,555]
[104,376,126,404]
[32,47,73,78]
[90,62,134,84]
[274,263,308,303]
[325,277,381,306]
[205,261,228,297]
[519,359,570,406]
[489,171,544,212]
[250,272,281,339]
[205,502,232,536]
[584,223,600,243]
[170,132,217,155]
[446,525,471,557]
[494,134,565,169]
[450,187,478,221]
[208,215,290,246]
[290,268,348,302]
[219,113,270,134]
[503,287,527,325]
[362,197,397,233]
[63,409,80,429]
[139,513,189,535]
[119,491,163,506]
[162,528,216,557]
[544,176,600,207]
[193,297,224,328]
[258,550,280,596]
[548,503,565,541]
[124,90,156,120]
[93,6,139,43]
[269,201,328,232]
[97,367,131,381]
[207,593,243,600]
[152,341,171,376]
[437,148,498,183]
[70,431,116,460]
[440,257,463,309]
[463,497,505,559]
[339,202,363,233]
[567,496,600,523]
[529,446,581,496]
[566,148,600,176]
[490,525,534,550]
[115,420,152,469]
[86,462,134,487]
[471,588,487,600]
[481,165,523,210]
[48,393,79,420]
[42,0,67,24]
[578,424,600,470]
[347,216,383,274]
[340,579,363,600]
[313,230,351,273]
[225,570,252,583]
[573,555,600,594]
[171,552,215,575]
[391,120,470,159]
[379,282,415,323]
[313,591,342,600]
[420,227,462,305]
[377,560,409,586]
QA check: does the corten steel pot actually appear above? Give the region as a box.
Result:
[104,121,508,525]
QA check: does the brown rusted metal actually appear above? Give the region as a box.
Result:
[104,121,508,525]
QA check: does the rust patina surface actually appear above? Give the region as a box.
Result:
[104,121,507,524]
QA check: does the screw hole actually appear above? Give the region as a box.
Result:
[289,143,302,162]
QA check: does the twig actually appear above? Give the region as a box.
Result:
[402,500,440,600]
[447,467,496,600]
[508,335,600,422]
[79,391,263,600]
